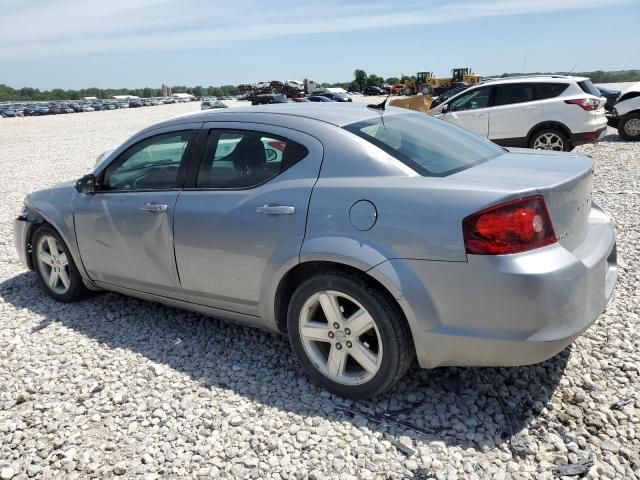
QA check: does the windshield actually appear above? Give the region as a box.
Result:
[344,113,504,176]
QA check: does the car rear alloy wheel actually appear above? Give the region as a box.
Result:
[619,114,640,140]
[530,128,570,152]
[533,132,564,150]
[288,272,414,399]
[299,290,383,386]
[31,225,89,302]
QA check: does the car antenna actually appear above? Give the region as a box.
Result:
[367,91,392,111]
[563,64,578,75]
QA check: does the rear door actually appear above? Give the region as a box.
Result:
[173,123,323,321]
[437,86,492,137]
[488,83,542,144]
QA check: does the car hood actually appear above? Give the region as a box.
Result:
[95,148,117,169]
[621,81,640,94]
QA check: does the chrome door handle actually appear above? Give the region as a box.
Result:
[472,112,485,117]
[525,106,537,111]
[256,204,295,216]
[141,203,168,213]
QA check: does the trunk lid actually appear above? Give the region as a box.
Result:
[448,148,593,251]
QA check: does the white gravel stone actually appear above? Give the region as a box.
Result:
[0,102,638,479]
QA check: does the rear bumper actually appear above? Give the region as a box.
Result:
[571,126,607,146]
[371,205,617,368]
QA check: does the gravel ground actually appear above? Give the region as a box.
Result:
[0,103,638,480]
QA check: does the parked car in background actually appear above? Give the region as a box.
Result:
[15,104,616,399]
[430,76,607,151]
[363,86,384,96]
[312,92,352,102]
[607,81,640,141]
[1,107,24,118]
[201,99,228,110]
[34,105,50,116]
[250,94,289,105]
[48,105,63,115]
[292,98,311,102]
[307,96,335,102]
[596,86,621,111]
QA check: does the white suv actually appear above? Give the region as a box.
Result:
[430,76,607,151]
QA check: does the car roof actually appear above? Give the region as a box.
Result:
[478,75,587,86]
[160,103,403,128]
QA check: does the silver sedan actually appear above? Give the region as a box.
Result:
[14,104,617,399]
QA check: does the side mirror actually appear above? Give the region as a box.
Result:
[75,174,96,194]
[442,103,450,113]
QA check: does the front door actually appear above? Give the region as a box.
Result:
[74,129,195,298]
[173,124,323,321]
[437,86,492,137]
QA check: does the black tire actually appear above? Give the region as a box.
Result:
[617,113,640,141]
[31,224,90,303]
[528,128,570,152]
[287,272,414,399]
[421,84,433,96]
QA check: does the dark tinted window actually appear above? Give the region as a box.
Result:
[450,87,492,112]
[196,130,308,188]
[493,84,537,106]
[344,113,504,177]
[578,80,600,96]
[102,131,191,191]
[537,83,569,99]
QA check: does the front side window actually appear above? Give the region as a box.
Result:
[493,84,538,106]
[102,131,191,191]
[345,113,504,176]
[450,87,492,112]
[196,130,308,188]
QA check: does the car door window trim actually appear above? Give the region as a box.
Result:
[95,129,196,194]
[184,127,309,191]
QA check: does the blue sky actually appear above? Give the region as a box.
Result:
[1,0,639,89]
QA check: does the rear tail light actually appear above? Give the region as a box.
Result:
[564,98,599,111]
[462,196,557,255]
[268,140,287,151]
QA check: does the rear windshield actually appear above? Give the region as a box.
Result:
[344,113,504,176]
[578,79,601,97]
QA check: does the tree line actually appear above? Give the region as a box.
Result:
[0,84,239,102]
[2,69,638,102]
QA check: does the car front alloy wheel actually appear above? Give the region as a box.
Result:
[31,225,89,302]
[36,234,71,295]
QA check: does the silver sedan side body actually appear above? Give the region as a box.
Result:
[14,105,617,369]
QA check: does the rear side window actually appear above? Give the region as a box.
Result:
[344,113,504,176]
[578,80,601,96]
[196,129,308,188]
[493,84,538,106]
[537,83,569,99]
